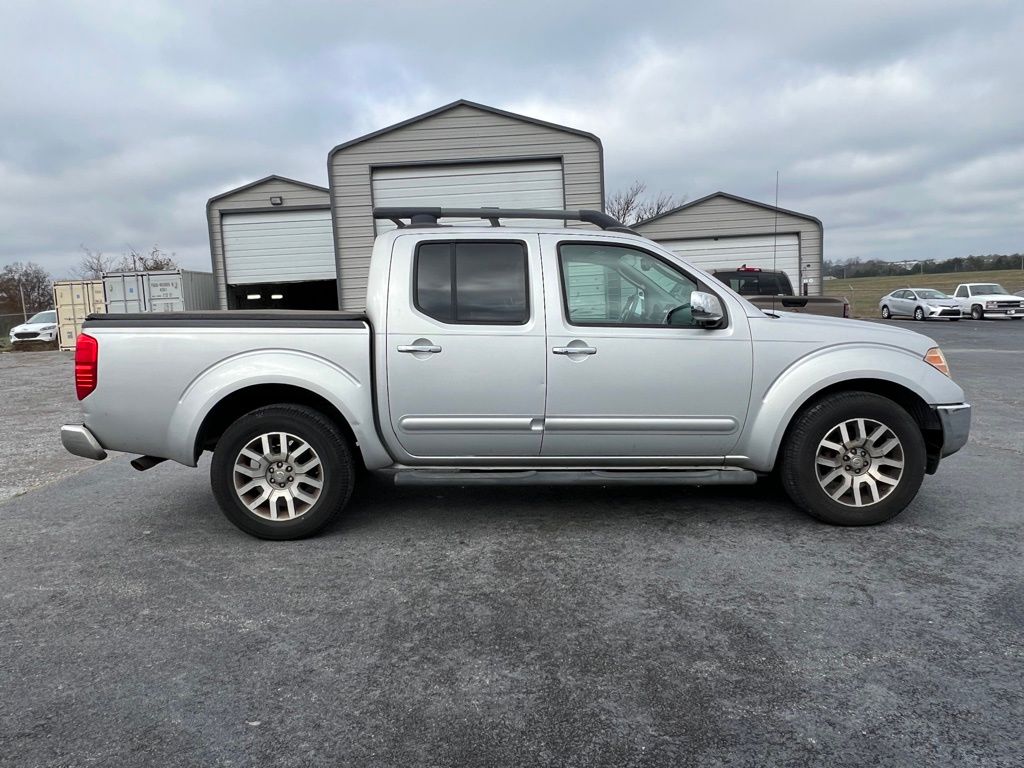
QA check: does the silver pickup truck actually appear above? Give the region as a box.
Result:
[62,207,971,539]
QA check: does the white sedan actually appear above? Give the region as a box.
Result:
[8,310,58,344]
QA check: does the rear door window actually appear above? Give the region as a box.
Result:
[414,241,529,325]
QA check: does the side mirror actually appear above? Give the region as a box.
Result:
[690,291,725,328]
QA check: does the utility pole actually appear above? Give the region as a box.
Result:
[18,279,27,322]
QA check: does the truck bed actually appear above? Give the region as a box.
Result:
[84,310,368,328]
[77,310,374,466]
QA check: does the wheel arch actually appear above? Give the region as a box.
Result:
[164,350,393,470]
[195,384,362,467]
[740,344,961,473]
[770,379,943,474]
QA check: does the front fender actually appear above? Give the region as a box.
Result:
[740,343,966,471]
[165,348,392,469]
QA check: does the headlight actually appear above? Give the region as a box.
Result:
[40,325,57,331]
[985,301,997,309]
[924,347,950,377]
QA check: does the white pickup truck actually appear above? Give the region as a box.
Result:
[953,282,1024,320]
[61,208,971,539]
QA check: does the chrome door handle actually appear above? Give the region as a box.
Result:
[552,346,597,355]
[397,344,442,354]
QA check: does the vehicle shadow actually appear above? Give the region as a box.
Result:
[326,472,803,537]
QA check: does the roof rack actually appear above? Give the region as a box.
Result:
[372,207,637,233]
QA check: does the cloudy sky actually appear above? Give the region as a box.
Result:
[2,0,1022,276]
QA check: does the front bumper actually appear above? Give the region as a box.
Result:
[61,424,108,461]
[11,331,57,342]
[935,404,971,458]
[926,306,962,318]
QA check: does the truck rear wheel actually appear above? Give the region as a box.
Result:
[780,392,926,526]
[211,404,354,539]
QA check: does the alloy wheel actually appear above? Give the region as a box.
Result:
[232,432,324,521]
[815,418,905,507]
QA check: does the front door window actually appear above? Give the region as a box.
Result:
[559,244,701,327]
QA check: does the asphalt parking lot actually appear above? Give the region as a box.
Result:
[1,319,1022,767]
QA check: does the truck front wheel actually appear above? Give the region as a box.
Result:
[780,392,926,525]
[970,305,984,320]
[211,404,354,539]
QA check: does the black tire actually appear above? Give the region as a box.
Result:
[211,404,354,539]
[970,304,984,320]
[913,307,925,321]
[780,391,926,526]
[880,305,891,319]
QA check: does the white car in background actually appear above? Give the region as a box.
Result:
[879,289,961,321]
[8,310,58,345]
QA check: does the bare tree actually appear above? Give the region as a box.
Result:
[75,244,179,277]
[119,245,178,272]
[75,246,116,279]
[0,262,52,316]
[605,180,684,226]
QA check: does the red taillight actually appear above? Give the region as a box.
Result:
[75,333,98,400]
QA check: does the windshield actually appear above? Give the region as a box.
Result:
[915,289,948,299]
[972,284,1009,295]
[27,311,56,324]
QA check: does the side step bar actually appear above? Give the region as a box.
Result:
[393,469,757,487]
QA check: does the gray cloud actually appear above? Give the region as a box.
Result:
[1,0,1021,276]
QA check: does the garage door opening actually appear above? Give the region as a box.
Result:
[228,280,338,310]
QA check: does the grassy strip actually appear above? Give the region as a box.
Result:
[823,269,1024,318]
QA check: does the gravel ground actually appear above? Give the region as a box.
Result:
[0,350,98,501]
[0,320,1021,767]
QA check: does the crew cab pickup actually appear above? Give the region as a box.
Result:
[61,207,971,539]
[952,282,1024,320]
[712,266,850,318]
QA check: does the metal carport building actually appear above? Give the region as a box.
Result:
[327,99,605,311]
[207,175,335,310]
[634,192,824,296]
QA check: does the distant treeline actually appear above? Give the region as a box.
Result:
[824,253,1024,279]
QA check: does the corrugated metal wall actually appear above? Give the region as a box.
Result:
[634,194,824,296]
[53,279,106,351]
[329,101,604,311]
[103,270,217,313]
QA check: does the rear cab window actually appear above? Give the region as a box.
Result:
[413,241,529,325]
[715,271,792,296]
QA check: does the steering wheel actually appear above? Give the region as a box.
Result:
[619,294,640,323]
[664,303,691,325]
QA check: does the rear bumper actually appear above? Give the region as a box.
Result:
[935,404,971,458]
[61,424,108,461]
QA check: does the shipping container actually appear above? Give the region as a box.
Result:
[53,279,106,351]
[102,270,217,314]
